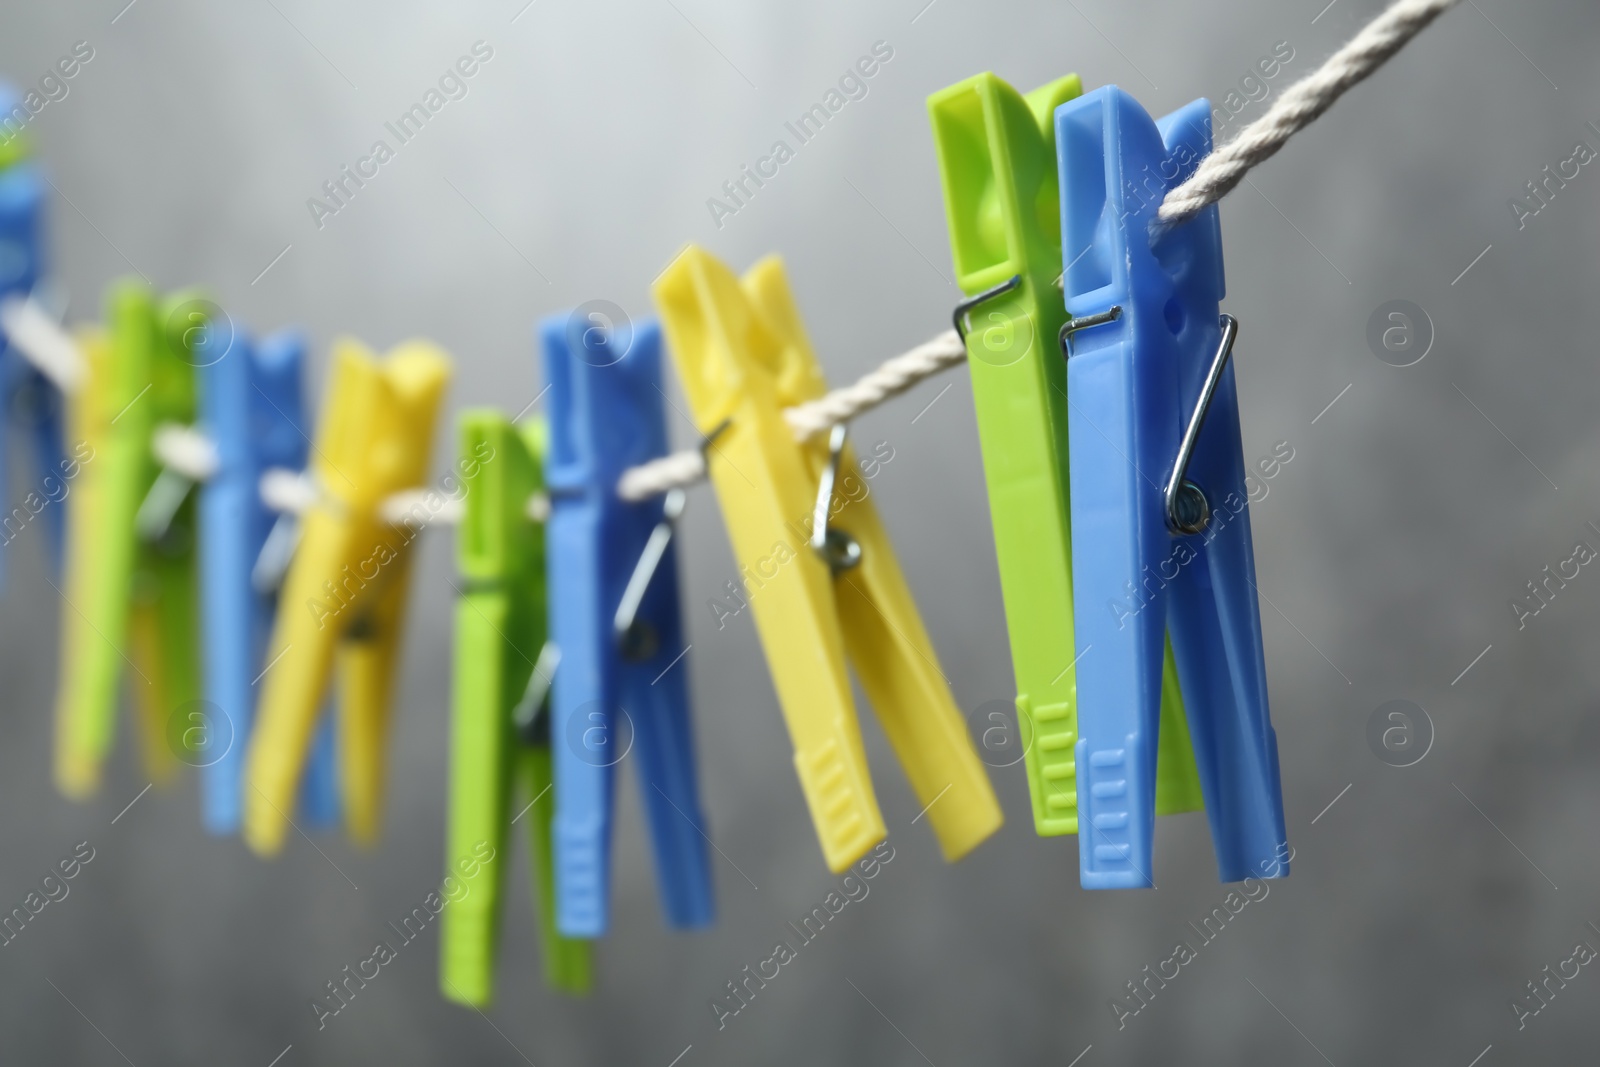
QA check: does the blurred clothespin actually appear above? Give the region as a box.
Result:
[653,246,1002,874]
[541,313,713,937]
[244,338,450,855]
[54,281,204,798]
[195,324,338,834]
[0,83,79,580]
[928,72,1204,839]
[1056,87,1287,888]
[442,411,590,1004]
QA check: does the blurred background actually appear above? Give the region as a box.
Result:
[2,0,1597,1063]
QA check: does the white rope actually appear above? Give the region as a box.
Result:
[259,467,320,514]
[381,489,547,525]
[151,422,220,481]
[615,329,967,501]
[617,447,712,503]
[258,467,546,526]
[380,489,464,527]
[378,488,551,525]
[783,329,966,439]
[0,295,86,393]
[1159,0,1462,227]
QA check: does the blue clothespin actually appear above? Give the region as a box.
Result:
[196,325,339,834]
[1056,87,1287,889]
[0,83,68,580]
[542,312,713,937]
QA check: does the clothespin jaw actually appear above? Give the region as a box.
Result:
[930,73,1081,296]
[444,411,591,1002]
[245,338,450,856]
[0,106,68,579]
[542,312,713,937]
[1057,87,1285,887]
[739,257,1004,862]
[928,74,1203,840]
[54,281,202,798]
[197,326,334,833]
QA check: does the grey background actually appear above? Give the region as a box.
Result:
[0,0,1596,1063]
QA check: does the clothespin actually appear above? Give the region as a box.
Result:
[927,72,1205,839]
[442,411,590,1003]
[653,246,1002,874]
[244,337,450,855]
[195,325,339,834]
[0,83,71,578]
[541,313,713,937]
[54,281,204,798]
[1056,86,1287,888]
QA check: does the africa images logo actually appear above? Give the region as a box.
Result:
[704,41,894,229]
[305,41,495,230]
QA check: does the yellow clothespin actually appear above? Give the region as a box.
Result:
[244,337,450,855]
[653,246,1002,873]
[54,282,204,798]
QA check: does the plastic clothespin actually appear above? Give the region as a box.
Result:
[195,324,339,834]
[0,83,69,578]
[244,337,450,855]
[54,281,204,798]
[653,246,1003,874]
[1056,86,1287,888]
[442,411,590,1003]
[541,313,713,938]
[927,72,1205,839]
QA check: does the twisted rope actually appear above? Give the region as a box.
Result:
[616,447,716,503]
[781,329,968,440]
[616,329,967,501]
[1159,0,1462,227]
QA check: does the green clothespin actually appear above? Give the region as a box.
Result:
[55,280,203,799]
[442,411,590,1003]
[927,73,1203,836]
